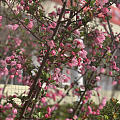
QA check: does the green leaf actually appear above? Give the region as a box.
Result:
[38,112,42,118]
[24,19,29,25]
[33,114,38,118]
[104,115,109,119]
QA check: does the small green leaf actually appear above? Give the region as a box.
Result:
[104,115,109,119]
[24,19,29,25]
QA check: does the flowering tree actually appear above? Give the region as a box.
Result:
[0,0,120,119]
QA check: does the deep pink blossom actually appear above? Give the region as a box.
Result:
[51,50,56,56]
[0,16,2,22]
[88,106,92,114]
[47,107,52,115]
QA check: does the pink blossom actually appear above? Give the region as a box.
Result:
[71,57,78,67]
[78,50,87,58]
[51,50,56,56]
[11,61,16,66]
[73,115,78,120]
[27,20,33,29]
[55,68,61,74]
[0,94,3,99]
[95,30,105,45]
[100,68,105,73]
[10,68,16,74]
[49,11,57,17]
[38,80,41,87]
[27,107,31,112]
[13,24,19,30]
[47,107,51,115]
[66,69,70,74]
[51,22,56,28]
[17,78,22,83]
[94,86,101,91]
[0,16,2,22]
[112,81,117,86]
[8,103,12,108]
[96,76,100,81]
[29,0,32,3]
[78,20,82,25]
[12,109,17,114]
[63,75,70,82]
[5,118,14,120]
[96,109,100,115]
[41,97,46,103]
[57,8,62,14]
[14,37,22,47]
[74,39,85,49]
[116,3,120,9]
[20,0,25,5]
[88,106,92,114]
[16,64,22,69]
[47,40,55,49]
[7,24,19,31]
[9,75,14,79]
[45,114,49,118]
[91,66,97,71]
[68,108,73,113]
[0,105,3,109]
[102,97,107,106]
[6,57,11,64]
[17,5,23,11]
[109,71,112,76]
[74,29,80,35]
[11,55,15,59]
[4,68,8,75]
[96,0,108,8]
[0,60,6,66]
[58,48,61,52]
[64,43,72,51]
[60,43,64,47]
[102,8,109,14]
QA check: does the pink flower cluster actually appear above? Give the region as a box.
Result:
[7,24,19,31]
[0,16,2,27]
[96,0,108,8]
[94,29,105,46]
[99,97,107,109]
[27,20,33,29]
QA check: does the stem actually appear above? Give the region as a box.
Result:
[19,49,49,119]
[29,87,41,118]
[72,89,87,116]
